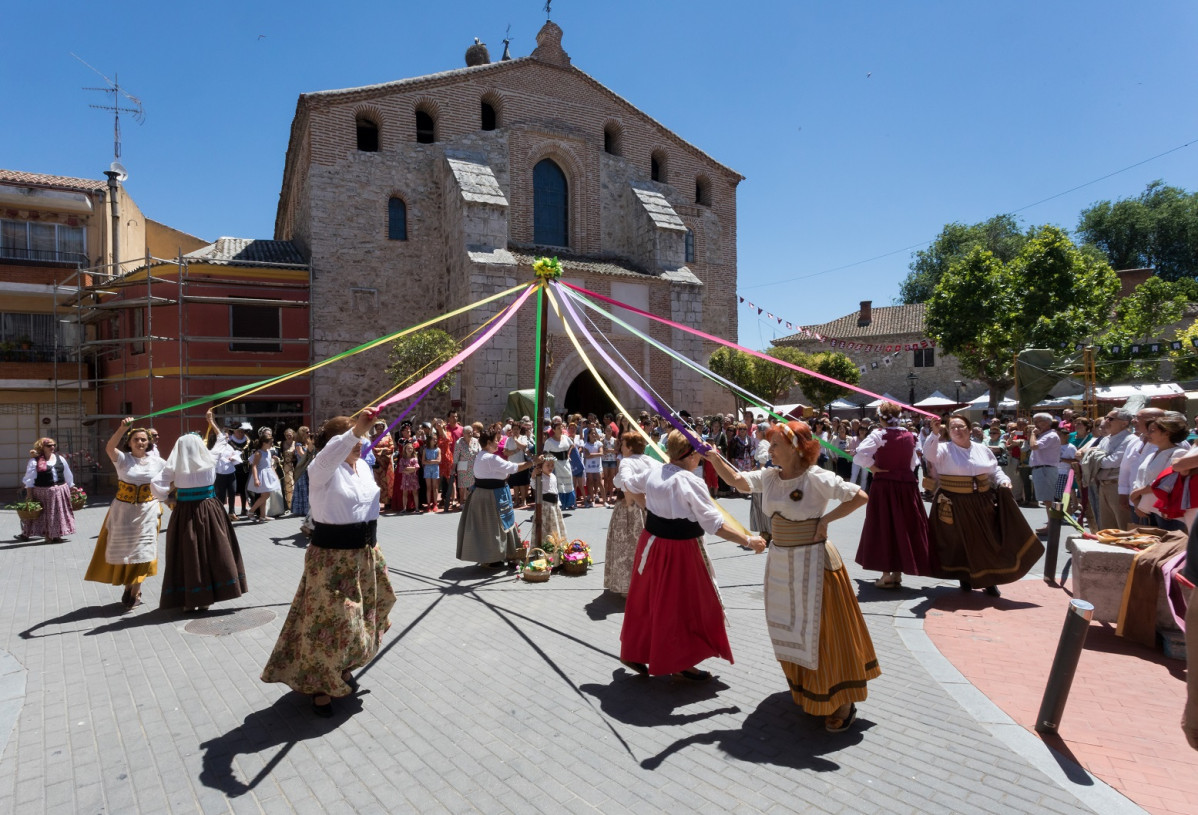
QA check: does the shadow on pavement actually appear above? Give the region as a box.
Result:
[270,532,308,548]
[580,670,738,728]
[583,590,625,621]
[199,691,365,796]
[1038,733,1097,787]
[19,603,126,639]
[1,537,62,551]
[635,691,867,771]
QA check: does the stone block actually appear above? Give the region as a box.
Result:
[1066,537,1179,630]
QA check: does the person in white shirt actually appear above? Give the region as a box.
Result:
[84,418,168,610]
[1095,408,1134,530]
[1121,407,1164,528]
[261,408,397,718]
[206,411,244,519]
[1028,413,1062,534]
[456,426,537,567]
[923,416,1041,597]
[151,433,246,613]
[1054,428,1078,503]
[1128,411,1189,531]
[618,430,766,683]
[18,436,76,543]
[708,420,874,733]
[603,433,660,595]
[543,418,576,510]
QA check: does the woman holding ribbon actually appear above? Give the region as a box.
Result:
[261,408,397,717]
[456,425,538,567]
[619,430,766,682]
[852,402,934,589]
[709,420,875,732]
[152,433,247,612]
[603,432,660,595]
[18,437,76,543]
[84,418,167,610]
[923,415,1042,597]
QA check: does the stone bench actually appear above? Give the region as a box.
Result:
[1065,536,1178,630]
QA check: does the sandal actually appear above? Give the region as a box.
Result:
[825,703,857,733]
[675,668,712,682]
[13,534,32,542]
[873,577,901,590]
[312,694,333,718]
[120,588,132,607]
[620,659,649,677]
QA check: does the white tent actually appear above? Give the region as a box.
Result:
[913,390,960,408]
[1094,382,1183,400]
[954,390,1018,414]
[865,393,901,408]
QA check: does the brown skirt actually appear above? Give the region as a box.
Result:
[929,487,1043,589]
[159,497,248,610]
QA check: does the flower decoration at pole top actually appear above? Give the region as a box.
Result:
[532,256,563,281]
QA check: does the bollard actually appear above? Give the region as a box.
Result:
[1042,502,1064,583]
[1034,598,1094,734]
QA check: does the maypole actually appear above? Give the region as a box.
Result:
[531,257,562,564]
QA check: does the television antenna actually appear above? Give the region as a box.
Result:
[72,52,145,162]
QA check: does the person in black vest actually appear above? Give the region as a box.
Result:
[227,422,253,518]
[18,437,77,543]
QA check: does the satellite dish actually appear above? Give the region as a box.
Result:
[109,161,128,182]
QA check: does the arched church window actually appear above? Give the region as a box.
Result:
[533,159,568,247]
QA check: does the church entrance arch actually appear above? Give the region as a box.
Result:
[563,370,614,418]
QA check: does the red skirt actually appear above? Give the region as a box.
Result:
[701,459,719,491]
[619,530,732,675]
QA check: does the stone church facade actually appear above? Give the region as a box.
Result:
[274,21,742,423]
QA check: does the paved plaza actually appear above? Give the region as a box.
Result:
[0,495,1150,814]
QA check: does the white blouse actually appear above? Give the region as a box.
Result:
[852,428,918,471]
[473,450,519,480]
[741,467,860,522]
[922,437,1010,487]
[613,453,659,491]
[622,463,724,535]
[151,462,216,499]
[307,428,380,525]
[116,451,166,485]
[1132,445,1185,492]
[22,454,74,489]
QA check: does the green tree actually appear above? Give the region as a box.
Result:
[898,214,1027,304]
[386,328,461,394]
[1095,275,1189,383]
[926,225,1119,412]
[793,351,860,411]
[708,347,758,412]
[1169,319,1198,380]
[1076,181,1198,280]
[753,346,810,404]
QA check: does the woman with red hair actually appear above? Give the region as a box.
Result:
[708,420,877,733]
[18,437,76,543]
[619,430,767,681]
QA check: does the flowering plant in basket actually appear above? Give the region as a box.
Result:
[563,539,592,567]
[6,499,43,521]
[70,486,88,510]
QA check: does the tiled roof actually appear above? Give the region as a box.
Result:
[0,169,109,194]
[774,303,926,343]
[185,238,307,266]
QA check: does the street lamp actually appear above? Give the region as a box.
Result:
[906,372,918,407]
[953,379,965,405]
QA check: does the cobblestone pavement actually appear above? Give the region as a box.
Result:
[0,495,1146,814]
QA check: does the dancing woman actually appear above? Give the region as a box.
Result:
[709,420,877,732]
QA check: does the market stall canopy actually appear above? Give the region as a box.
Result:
[1094,382,1183,401]
[954,390,1018,414]
[913,391,960,408]
[865,393,901,408]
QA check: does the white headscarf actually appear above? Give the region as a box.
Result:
[167,433,216,479]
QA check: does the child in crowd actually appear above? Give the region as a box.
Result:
[537,455,568,563]
[570,431,587,506]
[583,427,604,507]
[1055,426,1079,502]
[399,443,419,513]
[601,426,619,506]
[246,429,280,523]
[422,428,441,512]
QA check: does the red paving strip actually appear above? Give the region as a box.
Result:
[923,578,1196,815]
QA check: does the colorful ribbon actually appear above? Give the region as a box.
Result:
[561,281,936,419]
[377,284,536,409]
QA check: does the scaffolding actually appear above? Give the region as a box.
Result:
[56,252,311,490]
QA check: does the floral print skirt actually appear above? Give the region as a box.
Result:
[261,543,397,697]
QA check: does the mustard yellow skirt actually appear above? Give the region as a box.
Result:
[83,508,160,586]
[780,564,881,716]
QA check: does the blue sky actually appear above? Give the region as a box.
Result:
[3,1,1197,349]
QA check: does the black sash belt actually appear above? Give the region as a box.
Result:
[474,478,507,490]
[311,520,377,549]
[645,512,704,540]
[541,492,559,505]
[549,451,568,460]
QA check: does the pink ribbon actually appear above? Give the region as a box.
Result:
[561,282,937,418]
[377,285,535,409]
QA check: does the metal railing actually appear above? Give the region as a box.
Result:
[0,246,89,265]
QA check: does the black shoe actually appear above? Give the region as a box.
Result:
[984,585,1001,597]
[341,671,359,692]
[485,561,504,568]
[959,579,972,592]
[312,695,333,717]
[620,659,649,676]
